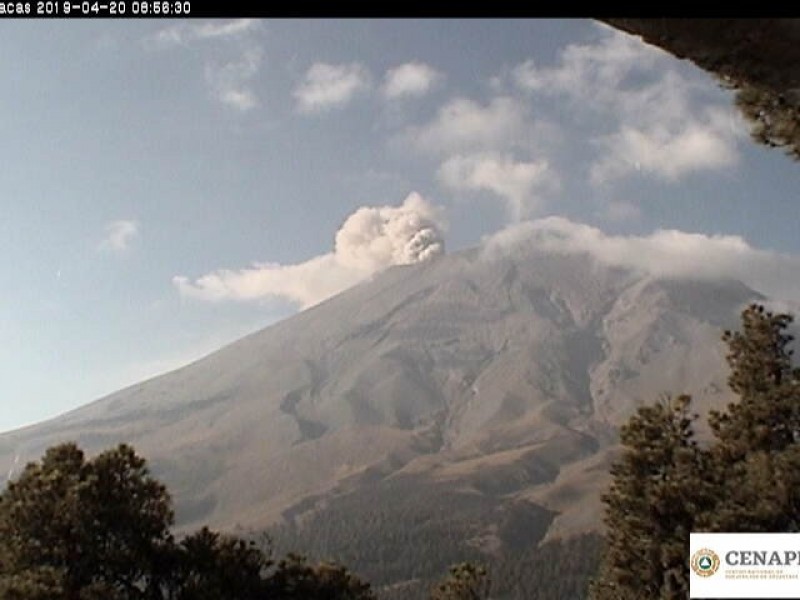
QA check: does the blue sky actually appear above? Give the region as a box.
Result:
[2,19,799,433]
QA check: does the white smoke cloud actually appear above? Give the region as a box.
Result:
[333,192,445,270]
[174,192,445,309]
[483,217,800,302]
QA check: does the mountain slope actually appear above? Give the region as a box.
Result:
[0,243,759,581]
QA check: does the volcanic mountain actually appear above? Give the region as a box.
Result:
[0,236,760,592]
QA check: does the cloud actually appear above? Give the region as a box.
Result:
[382,62,441,99]
[100,220,139,252]
[510,26,744,184]
[205,47,262,111]
[483,217,800,302]
[145,20,263,112]
[173,254,352,310]
[400,96,558,221]
[590,113,739,184]
[147,19,259,48]
[403,96,537,155]
[174,192,445,309]
[438,154,559,221]
[294,62,371,113]
[511,29,662,105]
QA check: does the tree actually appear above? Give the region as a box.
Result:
[591,396,711,599]
[166,527,272,600]
[710,304,800,456]
[265,553,375,599]
[429,562,490,600]
[0,443,173,599]
[592,304,800,599]
[702,304,800,533]
[0,442,377,600]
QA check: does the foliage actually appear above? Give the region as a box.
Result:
[591,397,711,599]
[266,553,375,599]
[0,442,375,600]
[266,481,525,589]
[592,304,800,599]
[702,305,800,534]
[0,435,596,600]
[710,304,799,455]
[167,526,272,600]
[429,563,490,600]
[734,84,800,160]
[267,486,602,600]
[0,443,173,599]
[489,533,604,600]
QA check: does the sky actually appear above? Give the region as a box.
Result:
[1,18,799,433]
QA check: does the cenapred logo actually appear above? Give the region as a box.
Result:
[691,548,721,577]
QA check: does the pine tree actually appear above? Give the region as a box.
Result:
[592,304,800,598]
[710,304,800,457]
[591,396,710,599]
[701,304,800,532]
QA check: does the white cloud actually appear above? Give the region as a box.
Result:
[190,19,259,40]
[100,220,139,253]
[483,217,800,303]
[174,192,445,309]
[145,20,263,112]
[400,96,559,222]
[148,19,259,48]
[294,62,371,114]
[382,62,441,99]
[438,154,559,221]
[403,96,538,156]
[511,29,663,106]
[510,26,744,185]
[205,47,262,112]
[590,114,739,184]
